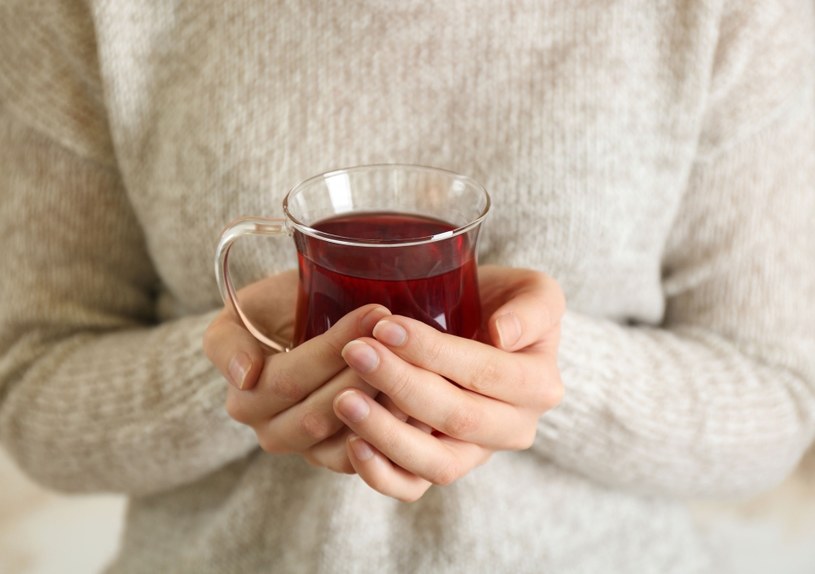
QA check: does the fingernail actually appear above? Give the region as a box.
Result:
[336,391,370,423]
[228,352,252,389]
[342,340,379,373]
[359,306,391,334]
[496,312,522,348]
[349,435,374,461]
[372,320,407,347]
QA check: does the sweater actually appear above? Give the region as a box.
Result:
[1,1,814,573]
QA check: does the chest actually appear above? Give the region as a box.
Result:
[95,0,714,321]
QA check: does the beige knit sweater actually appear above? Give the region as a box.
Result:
[1,1,814,573]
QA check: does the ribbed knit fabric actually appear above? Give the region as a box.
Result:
[1,1,814,573]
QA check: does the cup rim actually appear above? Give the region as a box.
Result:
[282,163,491,247]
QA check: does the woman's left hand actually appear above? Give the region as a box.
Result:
[333,265,566,501]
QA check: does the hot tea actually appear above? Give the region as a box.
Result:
[292,211,481,345]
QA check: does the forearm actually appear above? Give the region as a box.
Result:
[0,314,257,495]
[535,311,815,498]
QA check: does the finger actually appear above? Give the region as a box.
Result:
[263,302,390,389]
[301,394,430,474]
[342,339,539,449]
[376,394,409,422]
[482,269,566,352]
[377,395,433,433]
[260,369,377,452]
[203,310,265,390]
[231,305,390,423]
[204,270,300,390]
[370,317,562,409]
[334,390,489,486]
[303,428,356,474]
[346,436,432,502]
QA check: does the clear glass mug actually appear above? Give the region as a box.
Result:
[215,164,491,352]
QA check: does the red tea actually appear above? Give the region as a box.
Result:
[292,212,481,345]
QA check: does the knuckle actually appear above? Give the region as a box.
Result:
[422,335,447,365]
[377,424,403,455]
[386,366,416,404]
[430,458,461,486]
[299,411,336,443]
[468,360,499,394]
[262,366,302,403]
[441,403,480,439]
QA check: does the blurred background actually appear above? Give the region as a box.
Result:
[2,443,815,573]
[0,447,124,574]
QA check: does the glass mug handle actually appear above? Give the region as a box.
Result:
[214,217,291,352]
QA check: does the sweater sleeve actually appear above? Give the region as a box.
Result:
[0,3,257,496]
[534,1,815,498]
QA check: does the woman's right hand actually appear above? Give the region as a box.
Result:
[203,270,391,473]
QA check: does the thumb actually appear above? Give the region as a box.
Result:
[486,273,565,351]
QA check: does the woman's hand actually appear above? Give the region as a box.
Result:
[333,265,565,501]
[203,270,391,472]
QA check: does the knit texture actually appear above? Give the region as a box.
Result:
[1,1,814,573]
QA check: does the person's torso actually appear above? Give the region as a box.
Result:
[91,0,718,325]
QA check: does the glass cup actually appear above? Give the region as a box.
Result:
[215,164,491,352]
